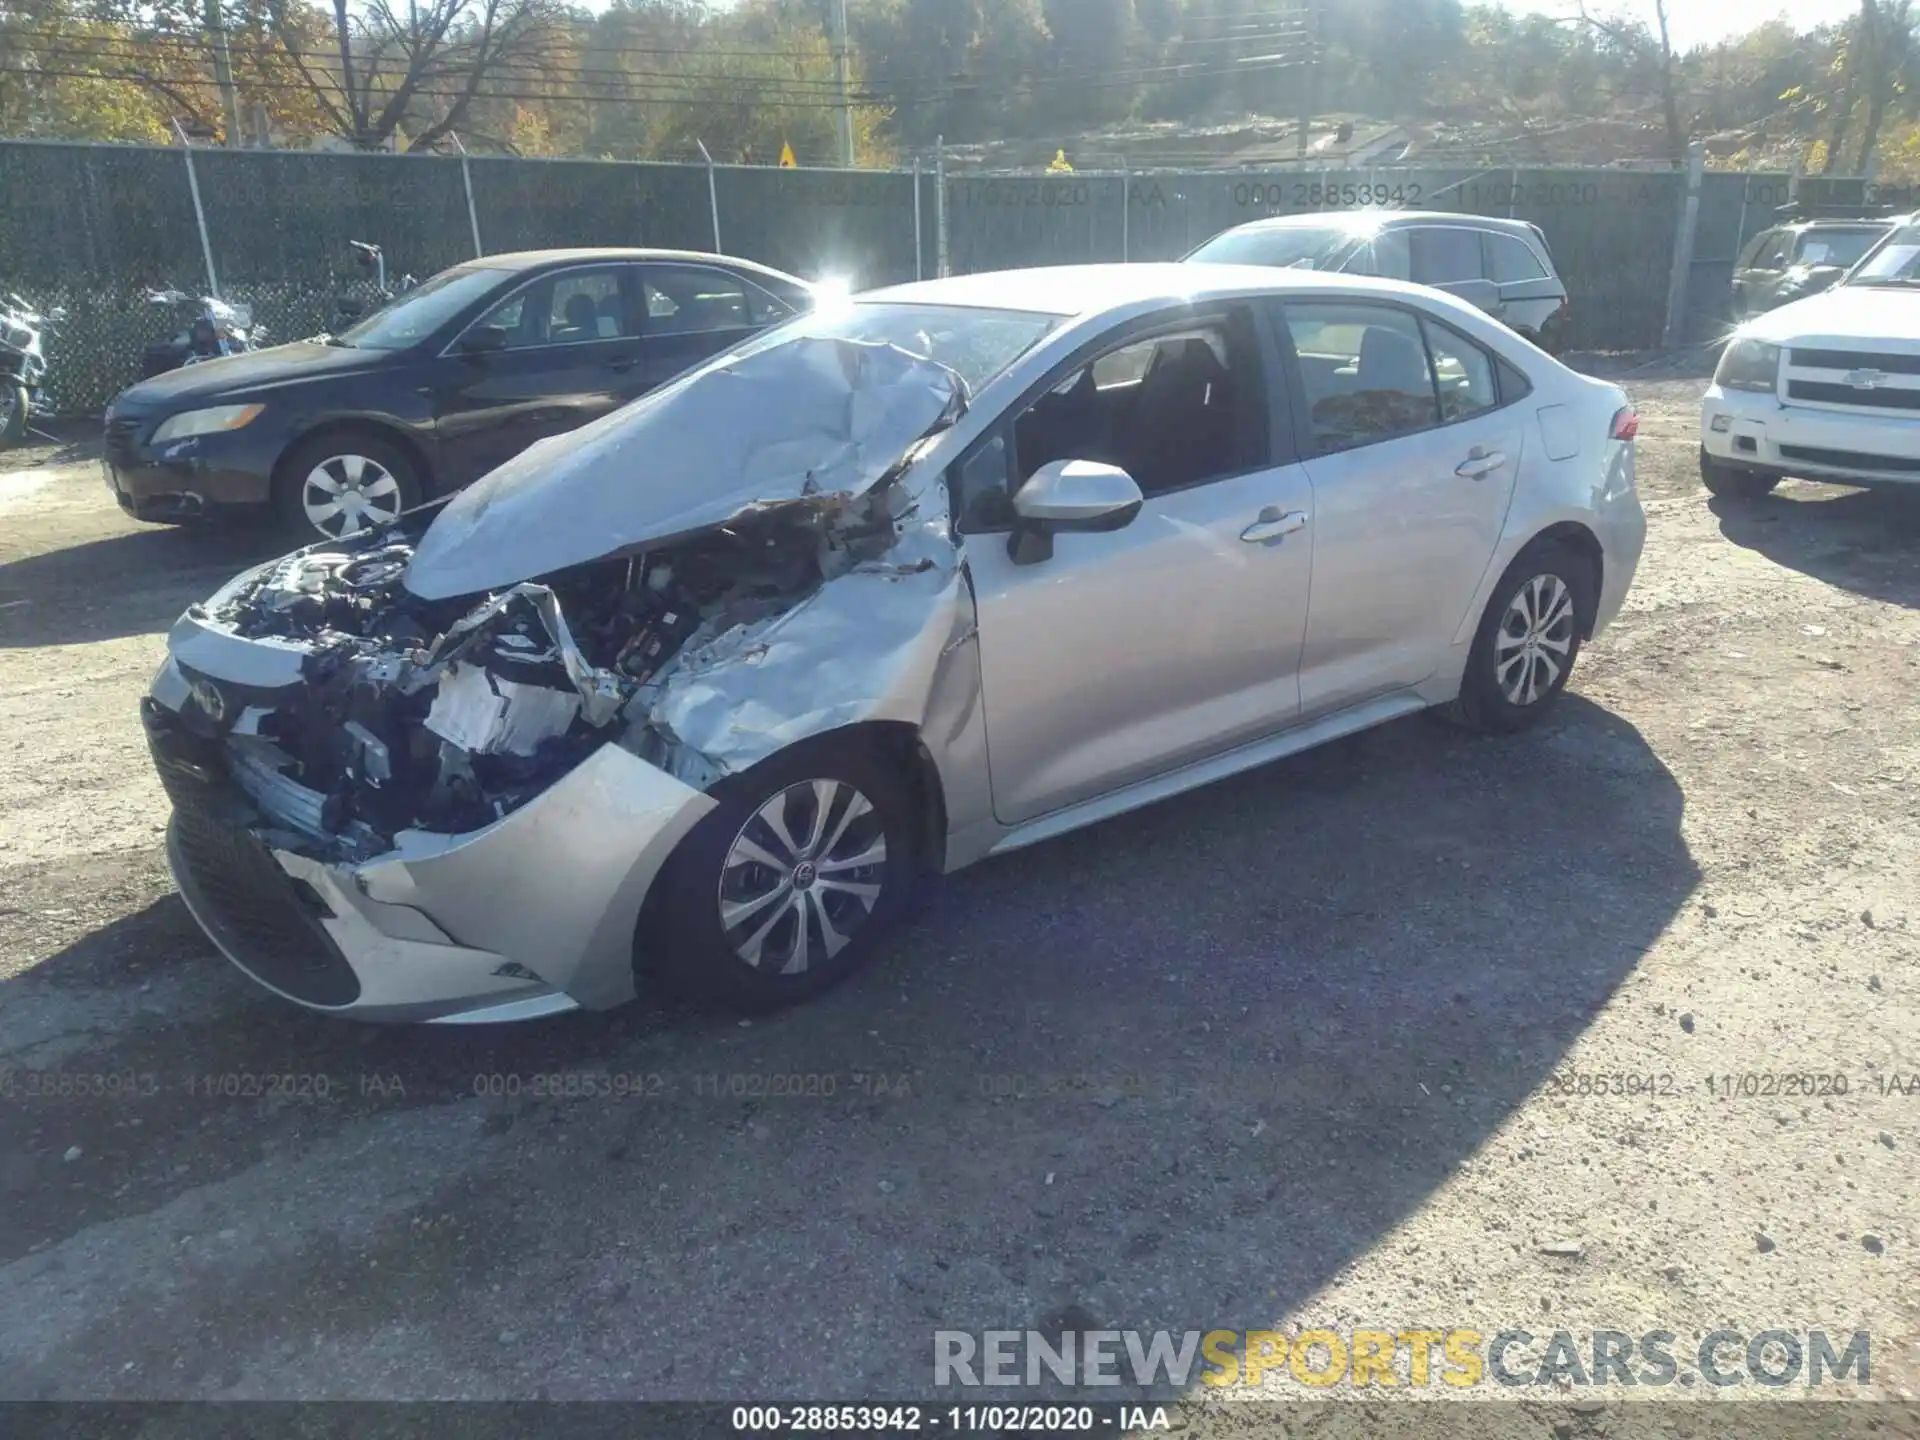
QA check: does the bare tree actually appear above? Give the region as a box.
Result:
[1853,0,1914,171]
[1570,0,1685,165]
[265,0,561,152]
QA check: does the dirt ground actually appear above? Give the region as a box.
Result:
[0,358,1916,1413]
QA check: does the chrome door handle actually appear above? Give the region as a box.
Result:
[1241,508,1308,543]
[1456,447,1506,479]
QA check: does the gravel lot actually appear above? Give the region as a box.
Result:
[0,358,1916,1413]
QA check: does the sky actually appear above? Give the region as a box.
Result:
[1508,0,1861,52]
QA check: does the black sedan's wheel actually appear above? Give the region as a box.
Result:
[649,739,918,1011]
[1699,447,1779,501]
[1441,539,1595,734]
[274,430,423,541]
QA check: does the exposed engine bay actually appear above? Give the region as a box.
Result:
[164,335,971,868]
[188,489,914,861]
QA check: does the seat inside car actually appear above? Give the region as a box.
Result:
[1113,336,1233,490]
[1355,324,1429,395]
[559,291,598,341]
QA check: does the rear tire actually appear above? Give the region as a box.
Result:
[647,737,919,1012]
[1440,539,1595,735]
[272,429,423,542]
[1699,447,1779,500]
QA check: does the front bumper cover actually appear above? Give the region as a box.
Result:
[145,682,716,1023]
[1702,385,1920,485]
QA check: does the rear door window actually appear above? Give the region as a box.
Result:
[1485,233,1549,283]
[1282,301,1439,453]
[1408,227,1486,285]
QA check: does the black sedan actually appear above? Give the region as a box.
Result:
[103,249,816,540]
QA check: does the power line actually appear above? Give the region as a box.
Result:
[7,37,1318,106]
[0,49,1317,110]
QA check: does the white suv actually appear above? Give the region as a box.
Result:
[1701,214,1920,499]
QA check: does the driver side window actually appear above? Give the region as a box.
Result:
[463,266,635,351]
[950,308,1269,532]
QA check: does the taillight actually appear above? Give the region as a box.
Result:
[1610,406,1639,440]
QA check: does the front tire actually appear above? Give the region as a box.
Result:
[1441,539,1595,734]
[1699,447,1779,500]
[647,738,919,1012]
[1,382,26,444]
[273,429,423,542]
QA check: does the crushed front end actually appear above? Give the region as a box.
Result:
[145,334,970,1021]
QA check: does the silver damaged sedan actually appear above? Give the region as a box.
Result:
[143,264,1646,1022]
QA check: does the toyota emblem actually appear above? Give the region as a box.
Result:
[189,679,227,722]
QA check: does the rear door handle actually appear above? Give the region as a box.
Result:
[1241,508,1308,543]
[1456,447,1506,479]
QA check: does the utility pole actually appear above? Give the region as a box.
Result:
[203,0,242,146]
[830,0,855,168]
[1295,0,1315,160]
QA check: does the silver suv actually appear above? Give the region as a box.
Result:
[1185,211,1572,353]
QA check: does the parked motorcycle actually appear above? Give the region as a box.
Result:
[332,241,419,324]
[1,292,63,445]
[139,289,261,379]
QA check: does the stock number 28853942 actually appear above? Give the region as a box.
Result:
[1234,181,1422,209]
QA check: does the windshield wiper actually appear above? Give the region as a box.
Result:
[1849,276,1920,287]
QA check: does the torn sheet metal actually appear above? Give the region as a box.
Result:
[405,336,964,602]
[631,480,968,787]
[409,583,629,726]
[425,664,582,757]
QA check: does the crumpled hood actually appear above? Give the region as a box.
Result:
[404,335,963,601]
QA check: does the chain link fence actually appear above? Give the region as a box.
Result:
[0,138,1886,415]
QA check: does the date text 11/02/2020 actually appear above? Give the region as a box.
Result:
[731,1406,1171,1432]
[1546,1071,1920,1099]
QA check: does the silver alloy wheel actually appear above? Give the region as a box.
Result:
[717,779,888,975]
[1495,573,1575,706]
[301,453,403,537]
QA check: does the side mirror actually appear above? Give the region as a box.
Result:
[459,324,508,356]
[1006,459,1143,565]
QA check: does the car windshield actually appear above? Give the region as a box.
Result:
[1797,228,1884,268]
[1184,224,1362,270]
[1845,226,1920,286]
[335,265,510,349]
[718,301,1059,392]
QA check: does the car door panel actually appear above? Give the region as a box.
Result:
[963,305,1315,827]
[969,465,1315,825]
[1277,299,1521,718]
[1297,424,1522,713]
[433,264,647,484]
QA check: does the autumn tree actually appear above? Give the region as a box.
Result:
[262,0,564,151]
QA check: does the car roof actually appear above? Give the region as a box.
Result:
[450,248,809,284]
[1780,218,1894,231]
[1216,209,1544,238]
[862,262,1452,318]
